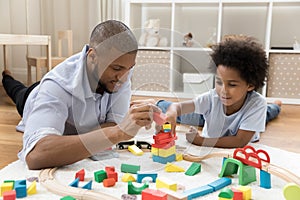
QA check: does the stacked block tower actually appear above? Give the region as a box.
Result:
[151,113,177,164]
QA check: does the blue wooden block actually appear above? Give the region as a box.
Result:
[208,177,232,191]
[137,172,158,183]
[183,185,214,200]
[152,154,176,164]
[260,170,271,189]
[69,178,80,187]
[82,180,93,190]
[14,179,27,198]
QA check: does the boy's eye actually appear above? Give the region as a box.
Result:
[216,80,222,85]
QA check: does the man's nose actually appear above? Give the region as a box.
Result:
[117,71,129,82]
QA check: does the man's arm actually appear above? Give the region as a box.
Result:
[26,103,156,170]
[186,129,255,148]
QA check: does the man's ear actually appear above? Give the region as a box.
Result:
[87,48,97,63]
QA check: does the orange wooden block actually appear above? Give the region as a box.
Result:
[103,178,116,187]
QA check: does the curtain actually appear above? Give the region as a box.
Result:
[0,0,125,82]
[99,0,123,22]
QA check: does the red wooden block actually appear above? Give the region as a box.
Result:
[105,166,115,172]
[3,190,16,200]
[107,171,118,182]
[75,169,85,181]
[153,132,172,141]
[152,141,175,149]
[142,188,167,200]
[153,112,167,125]
[154,136,177,145]
[103,178,116,187]
[232,188,243,200]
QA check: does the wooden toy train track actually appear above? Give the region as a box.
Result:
[38,145,300,199]
[183,148,300,186]
[39,168,119,200]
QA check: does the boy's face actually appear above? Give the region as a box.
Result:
[215,65,254,114]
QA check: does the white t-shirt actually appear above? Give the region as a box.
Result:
[18,45,132,162]
[193,89,267,142]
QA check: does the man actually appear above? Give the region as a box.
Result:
[2,20,158,170]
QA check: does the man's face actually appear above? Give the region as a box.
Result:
[93,52,136,94]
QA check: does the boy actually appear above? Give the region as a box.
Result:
[160,36,280,148]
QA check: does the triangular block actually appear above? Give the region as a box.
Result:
[165,162,185,172]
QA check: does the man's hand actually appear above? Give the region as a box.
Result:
[119,102,161,139]
[130,98,156,107]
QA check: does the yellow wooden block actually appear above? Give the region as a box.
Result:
[121,173,136,182]
[0,182,14,196]
[128,144,144,156]
[156,177,177,191]
[283,183,300,200]
[163,123,171,131]
[27,180,37,195]
[238,186,252,200]
[151,147,159,156]
[165,162,185,172]
[176,153,183,161]
[158,145,176,157]
[219,198,232,200]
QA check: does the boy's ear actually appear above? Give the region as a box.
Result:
[247,84,255,91]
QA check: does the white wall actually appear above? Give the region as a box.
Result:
[0,0,124,83]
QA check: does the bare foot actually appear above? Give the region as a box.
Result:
[2,69,12,77]
[274,100,282,107]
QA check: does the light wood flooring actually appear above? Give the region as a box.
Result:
[0,87,300,169]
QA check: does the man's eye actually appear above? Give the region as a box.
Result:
[113,66,122,71]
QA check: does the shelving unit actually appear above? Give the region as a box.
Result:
[125,0,300,104]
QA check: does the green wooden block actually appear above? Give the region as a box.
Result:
[128,181,149,194]
[185,162,201,176]
[218,188,234,198]
[219,158,256,186]
[121,163,140,174]
[60,195,76,200]
[94,170,107,183]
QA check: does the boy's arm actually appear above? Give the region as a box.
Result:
[165,100,195,134]
[186,129,255,148]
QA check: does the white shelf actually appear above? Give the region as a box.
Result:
[269,49,300,53]
[126,0,300,104]
[138,46,171,51]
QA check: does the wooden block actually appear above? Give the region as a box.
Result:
[128,144,144,156]
[103,178,116,187]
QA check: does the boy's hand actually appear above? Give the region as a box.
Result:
[186,126,202,144]
[165,108,177,135]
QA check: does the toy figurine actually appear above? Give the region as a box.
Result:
[183,32,193,47]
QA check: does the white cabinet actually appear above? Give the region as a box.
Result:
[125,0,300,104]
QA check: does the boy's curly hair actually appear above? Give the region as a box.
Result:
[210,35,268,91]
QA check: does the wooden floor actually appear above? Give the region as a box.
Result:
[0,87,300,169]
